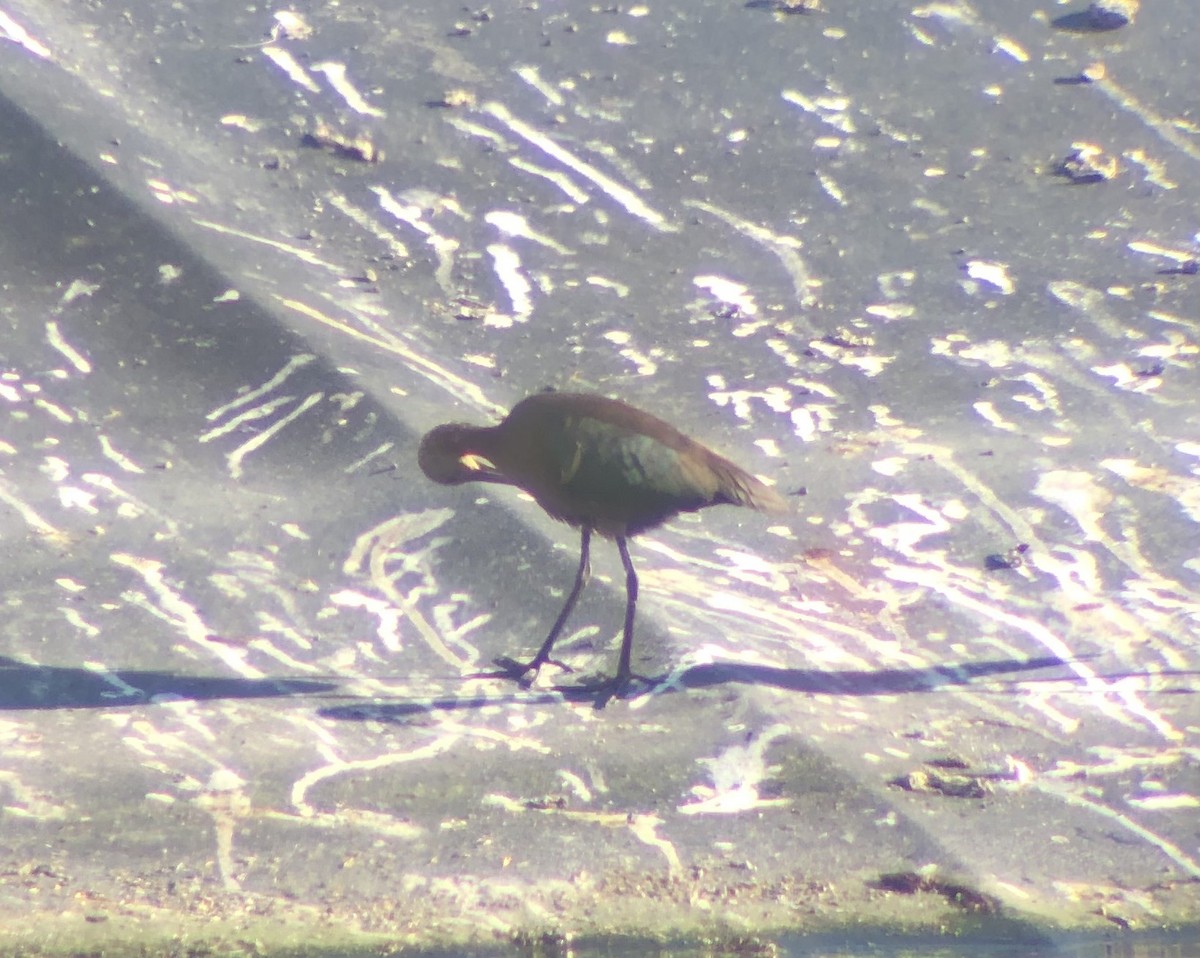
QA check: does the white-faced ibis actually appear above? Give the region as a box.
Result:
[418,391,788,692]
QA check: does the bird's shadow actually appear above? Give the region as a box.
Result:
[318,653,1106,721]
[672,654,1077,694]
[0,655,334,710]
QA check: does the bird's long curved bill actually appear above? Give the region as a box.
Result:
[459,453,507,483]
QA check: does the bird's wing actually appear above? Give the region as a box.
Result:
[556,419,713,510]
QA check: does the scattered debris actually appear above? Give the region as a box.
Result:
[523,795,568,811]
[875,868,1000,914]
[1051,0,1137,32]
[890,768,991,800]
[300,118,382,163]
[822,328,875,349]
[429,88,477,109]
[746,0,823,14]
[963,259,1015,295]
[986,543,1030,571]
[451,297,493,322]
[776,0,824,12]
[1088,0,1138,29]
[272,10,313,42]
[1057,142,1120,183]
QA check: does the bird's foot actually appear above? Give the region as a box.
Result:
[467,655,573,686]
[552,668,657,704]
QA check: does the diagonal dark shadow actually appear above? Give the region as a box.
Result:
[674,654,1076,694]
[0,656,334,710]
[318,654,1080,722]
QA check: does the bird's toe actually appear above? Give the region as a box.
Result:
[482,654,574,686]
[554,668,657,704]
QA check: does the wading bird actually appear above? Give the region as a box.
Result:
[418,391,788,693]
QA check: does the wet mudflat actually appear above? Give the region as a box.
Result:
[0,0,1197,954]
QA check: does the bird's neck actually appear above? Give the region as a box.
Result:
[464,423,504,460]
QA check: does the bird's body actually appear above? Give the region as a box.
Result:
[418,391,787,692]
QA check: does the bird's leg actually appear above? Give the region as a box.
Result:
[490,527,591,683]
[556,535,655,702]
[613,535,638,688]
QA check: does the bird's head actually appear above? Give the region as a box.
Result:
[418,423,505,485]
